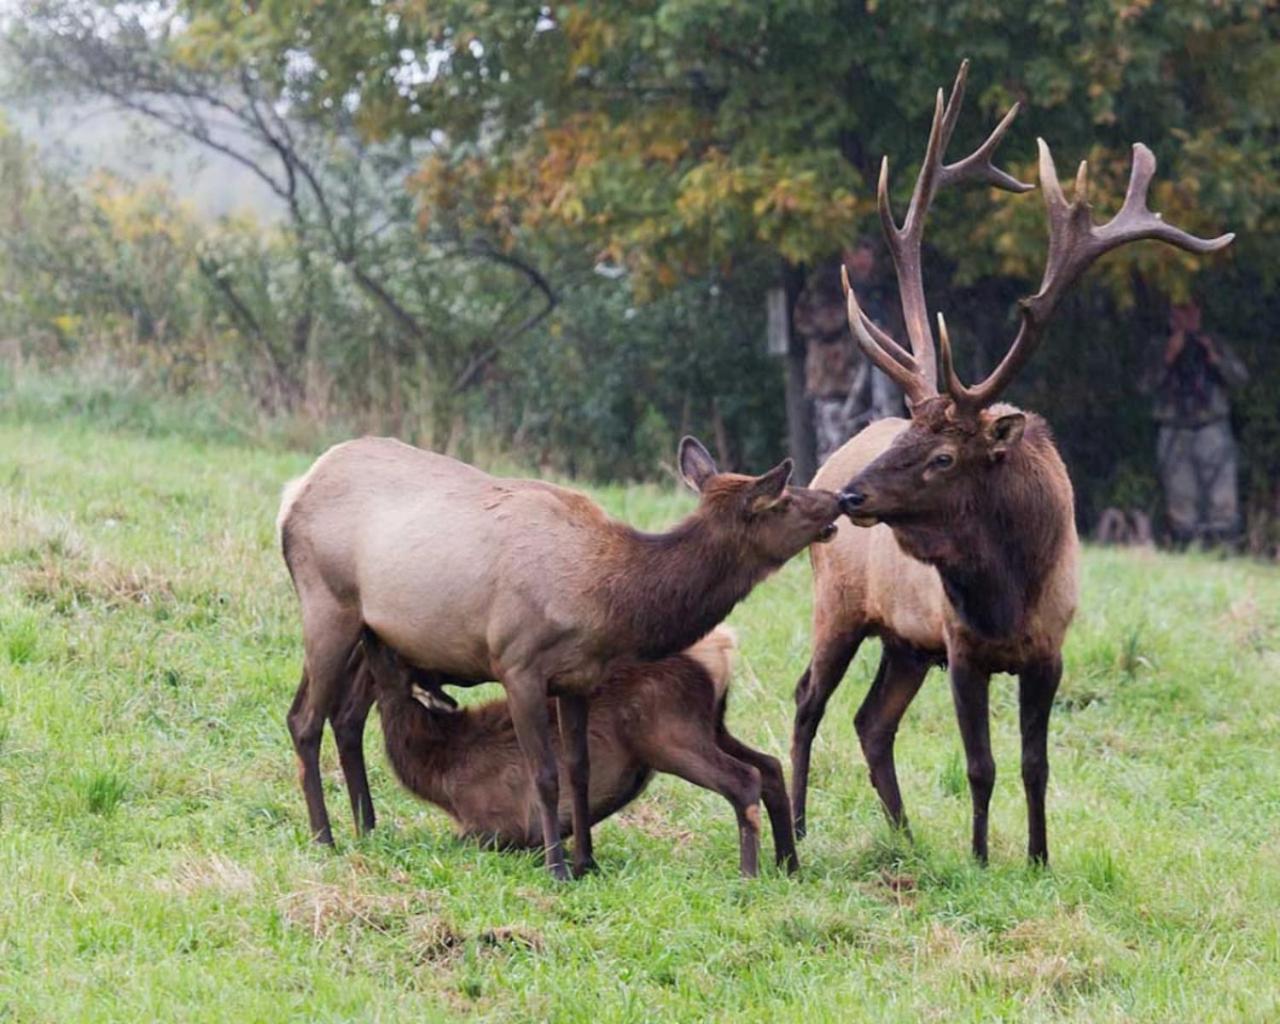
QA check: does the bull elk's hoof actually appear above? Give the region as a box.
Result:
[547,860,571,882]
[572,856,599,879]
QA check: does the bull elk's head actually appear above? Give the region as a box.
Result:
[836,60,1234,527]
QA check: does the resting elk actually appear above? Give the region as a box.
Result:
[790,61,1233,865]
[353,625,797,877]
[279,435,839,879]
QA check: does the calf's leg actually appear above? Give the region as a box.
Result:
[643,737,764,878]
[716,728,798,873]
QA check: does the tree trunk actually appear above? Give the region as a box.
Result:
[782,261,817,483]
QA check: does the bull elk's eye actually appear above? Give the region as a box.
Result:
[929,453,955,470]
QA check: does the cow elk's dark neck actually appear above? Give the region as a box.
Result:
[598,510,775,659]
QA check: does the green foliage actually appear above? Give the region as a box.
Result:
[2,406,1279,1020]
[5,1,1280,509]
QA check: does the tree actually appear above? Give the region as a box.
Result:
[5,0,558,424]
[168,0,1278,482]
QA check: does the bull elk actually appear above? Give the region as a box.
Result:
[353,626,797,876]
[279,436,838,879]
[791,61,1233,865]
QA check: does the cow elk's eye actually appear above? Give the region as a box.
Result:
[930,453,955,470]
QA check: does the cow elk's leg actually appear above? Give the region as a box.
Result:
[557,694,596,877]
[288,608,362,846]
[854,642,931,833]
[505,675,569,881]
[286,670,333,845]
[791,628,863,838]
[1018,656,1062,866]
[949,659,995,864]
[716,729,798,873]
[332,662,377,837]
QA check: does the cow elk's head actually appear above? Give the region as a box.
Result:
[678,436,840,557]
[836,60,1234,527]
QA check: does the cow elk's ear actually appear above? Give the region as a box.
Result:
[678,436,719,493]
[986,412,1026,461]
[747,458,794,509]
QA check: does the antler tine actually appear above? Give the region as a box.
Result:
[939,101,1035,193]
[1100,144,1235,255]
[842,266,931,408]
[864,61,1035,402]
[936,313,967,400]
[947,138,1235,412]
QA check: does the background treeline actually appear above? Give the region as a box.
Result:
[1,1,1278,545]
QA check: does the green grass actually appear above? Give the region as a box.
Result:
[1,402,1279,1022]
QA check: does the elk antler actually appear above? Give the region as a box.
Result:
[942,140,1235,413]
[844,59,1032,408]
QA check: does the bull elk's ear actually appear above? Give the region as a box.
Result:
[678,436,719,493]
[986,412,1026,461]
[749,457,794,507]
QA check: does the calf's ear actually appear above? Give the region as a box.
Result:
[678,436,719,492]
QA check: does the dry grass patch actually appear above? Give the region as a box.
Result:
[20,555,176,612]
[155,854,258,899]
[615,800,695,846]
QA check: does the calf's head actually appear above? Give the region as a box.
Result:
[678,437,840,561]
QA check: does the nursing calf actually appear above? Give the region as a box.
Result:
[354,627,796,877]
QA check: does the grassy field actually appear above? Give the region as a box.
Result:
[1,388,1278,1022]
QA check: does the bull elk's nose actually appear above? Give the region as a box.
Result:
[837,489,866,514]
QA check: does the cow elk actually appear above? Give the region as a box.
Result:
[791,60,1233,865]
[352,626,797,877]
[279,435,838,879]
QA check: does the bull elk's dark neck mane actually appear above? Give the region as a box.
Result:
[594,509,775,659]
[896,415,1071,640]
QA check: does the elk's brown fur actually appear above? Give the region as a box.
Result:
[792,61,1231,866]
[279,435,838,879]
[355,626,797,877]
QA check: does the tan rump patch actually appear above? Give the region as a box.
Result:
[276,475,307,537]
[683,625,738,701]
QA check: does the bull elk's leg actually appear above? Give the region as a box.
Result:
[853,642,931,833]
[557,694,596,877]
[505,675,569,881]
[331,661,377,837]
[949,659,995,864]
[1018,656,1062,866]
[791,628,864,837]
[716,729,798,873]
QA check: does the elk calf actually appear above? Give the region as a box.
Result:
[792,60,1233,865]
[354,627,797,877]
[279,435,838,879]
